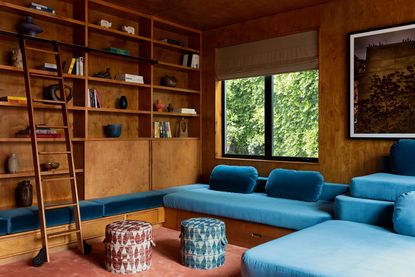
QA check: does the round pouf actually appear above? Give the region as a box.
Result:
[104,220,154,274]
[180,217,227,269]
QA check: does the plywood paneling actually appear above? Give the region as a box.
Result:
[85,140,150,198]
[151,139,201,189]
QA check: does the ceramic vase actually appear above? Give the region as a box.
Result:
[7,153,19,174]
[119,96,128,109]
[19,16,43,37]
[15,180,33,207]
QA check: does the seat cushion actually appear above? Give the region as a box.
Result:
[335,194,394,227]
[91,190,165,216]
[163,188,333,230]
[266,169,324,202]
[76,201,104,221]
[393,191,415,236]
[0,218,6,235]
[209,165,258,193]
[155,184,209,194]
[241,220,415,277]
[390,139,415,176]
[351,173,415,201]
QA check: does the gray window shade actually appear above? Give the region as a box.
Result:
[216,30,318,80]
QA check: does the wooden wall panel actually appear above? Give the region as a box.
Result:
[85,140,150,199]
[201,0,411,184]
[151,139,201,189]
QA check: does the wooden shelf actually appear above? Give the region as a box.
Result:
[153,85,200,94]
[87,107,151,115]
[0,169,84,179]
[153,40,200,54]
[153,17,201,35]
[156,61,200,72]
[153,111,199,117]
[0,101,85,111]
[0,65,85,79]
[152,137,200,141]
[0,1,85,27]
[86,137,151,141]
[88,0,151,20]
[88,24,151,42]
[88,76,151,88]
[0,137,85,142]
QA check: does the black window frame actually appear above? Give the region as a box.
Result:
[222,75,319,163]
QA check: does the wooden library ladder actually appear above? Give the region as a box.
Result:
[19,35,91,267]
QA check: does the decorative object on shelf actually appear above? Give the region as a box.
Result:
[43,84,73,102]
[19,16,43,37]
[40,162,60,171]
[177,118,188,138]
[160,38,184,47]
[104,124,122,137]
[160,75,177,87]
[118,96,128,109]
[7,153,19,174]
[115,73,144,84]
[121,25,135,35]
[93,67,112,79]
[10,48,23,68]
[99,19,112,28]
[167,104,174,112]
[104,47,129,56]
[28,3,55,14]
[15,180,33,207]
[154,99,166,112]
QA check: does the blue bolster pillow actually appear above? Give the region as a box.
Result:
[393,191,415,236]
[209,165,258,193]
[390,139,415,176]
[266,168,324,202]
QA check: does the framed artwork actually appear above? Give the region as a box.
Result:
[349,22,415,138]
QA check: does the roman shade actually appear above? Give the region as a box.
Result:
[216,30,318,80]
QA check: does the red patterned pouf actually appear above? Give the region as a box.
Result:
[104,220,154,274]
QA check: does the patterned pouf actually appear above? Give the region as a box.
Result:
[180,217,227,269]
[104,220,154,274]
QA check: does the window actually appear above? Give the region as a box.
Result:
[223,70,319,162]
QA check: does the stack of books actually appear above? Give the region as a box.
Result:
[153,121,172,138]
[174,108,197,115]
[115,74,144,84]
[16,127,62,138]
[37,63,57,72]
[28,2,55,14]
[87,89,101,108]
[182,53,200,69]
[65,57,84,75]
[0,96,27,104]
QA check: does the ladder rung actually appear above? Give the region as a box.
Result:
[26,47,58,55]
[32,99,65,105]
[42,176,74,182]
[45,202,77,210]
[36,125,69,129]
[47,229,80,239]
[38,151,71,155]
[30,73,63,80]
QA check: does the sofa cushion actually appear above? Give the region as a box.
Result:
[91,190,165,216]
[393,191,415,236]
[241,220,415,277]
[266,169,324,202]
[75,201,104,221]
[390,139,415,176]
[155,184,209,194]
[0,218,6,235]
[209,165,258,193]
[320,182,349,201]
[163,188,333,230]
[335,194,393,227]
[351,173,415,201]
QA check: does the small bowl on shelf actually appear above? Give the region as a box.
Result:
[104,124,122,138]
[41,162,60,171]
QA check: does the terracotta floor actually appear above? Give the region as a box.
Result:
[0,227,246,277]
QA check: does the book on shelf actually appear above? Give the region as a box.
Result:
[182,53,199,69]
[115,74,144,84]
[37,63,57,72]
[0,96,27,104]
[173,108,197,115]
[87,88,101,108]
[160,38,184,46]
[15,127,62,138]
[28,2,56,14]
[65,57,83,75]
[153,121,172,138]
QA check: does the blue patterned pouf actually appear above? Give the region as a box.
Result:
[180,217,227,269]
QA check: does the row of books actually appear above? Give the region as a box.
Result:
[15,127,62,138]
[182,53,200,69]
[28,2,55,14]
[0,96,27,104]
[88,89,102,108]
[36,57,84,76]
[153,121,172,138]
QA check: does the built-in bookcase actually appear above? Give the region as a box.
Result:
[0,0,202,208]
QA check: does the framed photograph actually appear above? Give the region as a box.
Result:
[349,22,415,138]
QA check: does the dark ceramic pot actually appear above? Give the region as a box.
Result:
[19,16,43,37]
[104,124,122,137]
[119,96,128,109]
[160,76,177,87]
[16,180,33,207]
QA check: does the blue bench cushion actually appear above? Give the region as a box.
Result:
[0,218,6,235]
[241,220,415,277]
[163,188,333,230]
[393,191,415,237]
[155,184,209,194]
[76,201,104,221]
[209,165,258,193]
[91,190,165,216]
[320,182,349,201]
[335,194,394,227]
[351,173,415,201]
[390,139,415,176]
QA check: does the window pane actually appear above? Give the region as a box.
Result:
[273,70,319,158]
[224,76,265,156]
